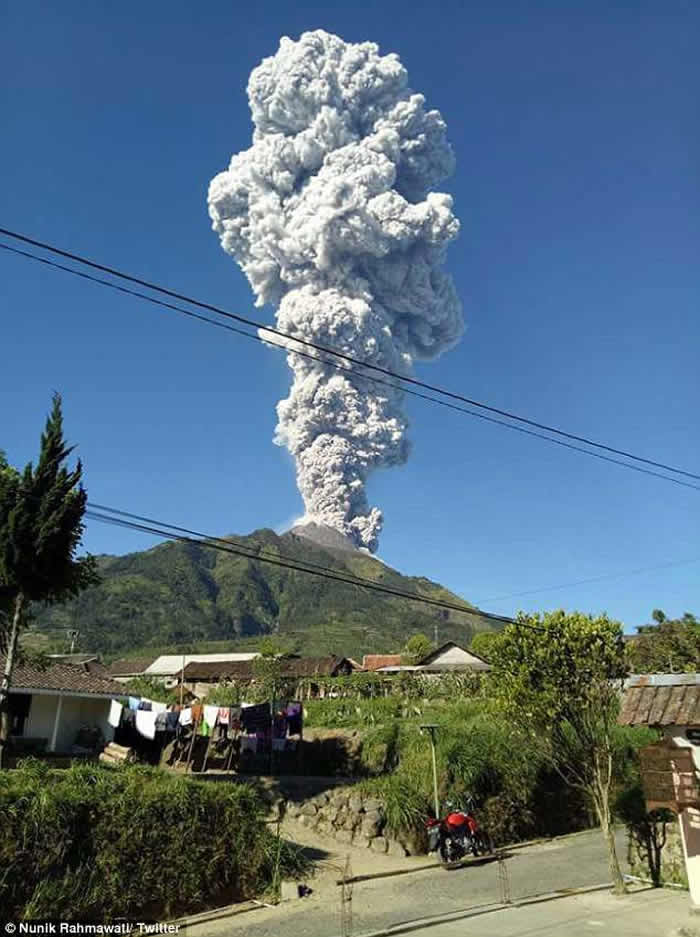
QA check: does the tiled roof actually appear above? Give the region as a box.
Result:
[145,653,259,675]
[362,655,402,671]
[619,674,700,726]
[183,656,352,681]
[105,657,157,676]
[3,656,127,697]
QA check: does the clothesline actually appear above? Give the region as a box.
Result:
[108,696,303,747]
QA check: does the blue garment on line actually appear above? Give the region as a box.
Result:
[128,696,140,711]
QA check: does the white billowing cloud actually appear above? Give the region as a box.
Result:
[208,30,463,552]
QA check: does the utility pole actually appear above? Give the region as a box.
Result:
[421,723,440,819]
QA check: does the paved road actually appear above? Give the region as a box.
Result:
[188,828,630,937]
[380,887,688,937]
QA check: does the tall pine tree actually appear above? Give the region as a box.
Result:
[0,395,98,767]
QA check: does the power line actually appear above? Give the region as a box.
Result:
[2,239,699,493]
[12,491,521,626]
[475,556,700,604]
[88,500,472,601]
[83,503,518,626]
[1,226,698,485]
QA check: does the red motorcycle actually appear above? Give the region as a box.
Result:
[426,795,493,868]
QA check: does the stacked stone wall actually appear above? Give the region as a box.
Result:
[285,786,421,856]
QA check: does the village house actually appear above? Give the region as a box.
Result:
[2,655,127,756]
[417,641,491,672]
[362,654,403,671]
[107,652,260,686]
[363,642,491,674]
[180,655,359,699]
[619,673,700,908]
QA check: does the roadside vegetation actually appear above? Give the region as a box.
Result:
[0,759,308,921]
[301,613,661,883]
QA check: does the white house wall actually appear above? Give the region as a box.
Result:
[23,693,114,753]
[665,726,700,908]
[666,727,700,771]
[428,646,489,668]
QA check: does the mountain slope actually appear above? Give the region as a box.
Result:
[30,527,505,659]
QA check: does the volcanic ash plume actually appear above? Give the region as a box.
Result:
[208,30,463,552]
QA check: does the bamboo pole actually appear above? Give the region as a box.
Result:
[201,731,213,774]
[185,718,199,773]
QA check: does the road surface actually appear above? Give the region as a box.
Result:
[187,828,631,937]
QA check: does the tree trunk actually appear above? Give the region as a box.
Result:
[592,760,626,895]
[0,591,23,770]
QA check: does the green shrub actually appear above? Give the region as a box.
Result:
[359,775,431,841]
[304,694,654,851]
[0,760,307,921]
[122,676,179,704]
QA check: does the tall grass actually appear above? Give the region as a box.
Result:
[306,695,653,845]
[0,759,308,921]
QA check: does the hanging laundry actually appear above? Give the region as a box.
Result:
[199,720,211,737]
[135,709,157,741]
[138,700,152,712]
[191,703,203,724]
[151,701,168,715]
[272,713,288,738]
[108,700,123,728]
[165,711,180,732]
[285,702,303,735]
[179,707,193,726]
[240,701,270,733]
[271,738,286,752]
[121,708,136,729]
[218,707,230,725]
[128,697,140,711]
[240,735,257,754]
[155,711,169,731]
[204,705,219,728]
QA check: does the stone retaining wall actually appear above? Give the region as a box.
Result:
[626,816,688,888]
[284,786,422,857]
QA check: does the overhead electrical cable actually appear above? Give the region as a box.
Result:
[1,226,698,487]
[87,500,469,597]
[2,244,699,493]
[475,556,700,604]
[83,504,516,625]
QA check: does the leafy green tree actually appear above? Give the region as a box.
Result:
[628,611,699,673]
[469,630,502,661]
[0,395,99,766]
[402,633,433,664]
[258,636,283,658]
[123,676,176,705]
[490,610,629,893]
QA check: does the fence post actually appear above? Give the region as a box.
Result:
[340,855,353,937]
[497,851,511,905]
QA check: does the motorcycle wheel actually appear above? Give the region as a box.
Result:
[474,832,493,856]
[439,842,463,870]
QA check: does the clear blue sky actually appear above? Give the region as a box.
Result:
[1,1,698,632]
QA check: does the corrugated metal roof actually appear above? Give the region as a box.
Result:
[619,674,700,726]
